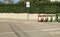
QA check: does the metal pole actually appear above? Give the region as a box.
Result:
[27,8,29,20]
[28,12,29,20]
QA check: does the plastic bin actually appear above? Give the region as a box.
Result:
[38,15,47,22]
[52,16,56,22]
[38,15,44,22]
[47,16,52,22]
[38,15,42,22]
[43,15,47,22]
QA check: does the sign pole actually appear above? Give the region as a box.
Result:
[26,2,30,20]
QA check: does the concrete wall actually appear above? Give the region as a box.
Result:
[0,13,17,19]
[29,14,38,20]
[17,13,28,20]
[0,13,28,20]
[0,13,38,20]
[0,13,56,21]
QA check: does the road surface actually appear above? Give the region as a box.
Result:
[0,19,60,37]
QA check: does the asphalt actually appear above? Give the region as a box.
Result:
[10,20,60,37]
[0,19,60,37]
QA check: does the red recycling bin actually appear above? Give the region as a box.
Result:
[38,15,47,22]
[43,15,47,22]
[38,15,43,22]
[38,15,42,22]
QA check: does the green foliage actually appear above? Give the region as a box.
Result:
[44,4,57,13]
[29,2,58,14]
[0,2,26,13]
[0,1,60,13]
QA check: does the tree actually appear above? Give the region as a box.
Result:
[44,5,57,13]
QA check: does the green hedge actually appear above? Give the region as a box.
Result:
[0,2,60,13]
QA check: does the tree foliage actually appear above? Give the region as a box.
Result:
[0,1,60,13]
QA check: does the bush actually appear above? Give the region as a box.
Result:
[0,2,60,13]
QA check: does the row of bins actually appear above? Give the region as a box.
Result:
[38,14,56,22]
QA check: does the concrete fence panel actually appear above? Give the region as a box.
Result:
[0,13,18,19]
[17,13,28,20]
[29,14,38,20]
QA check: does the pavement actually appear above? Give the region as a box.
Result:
[0,19,60,37]
[0,22,17,37]
[10,20,60,37]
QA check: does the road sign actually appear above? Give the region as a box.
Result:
[26,2,30,7]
